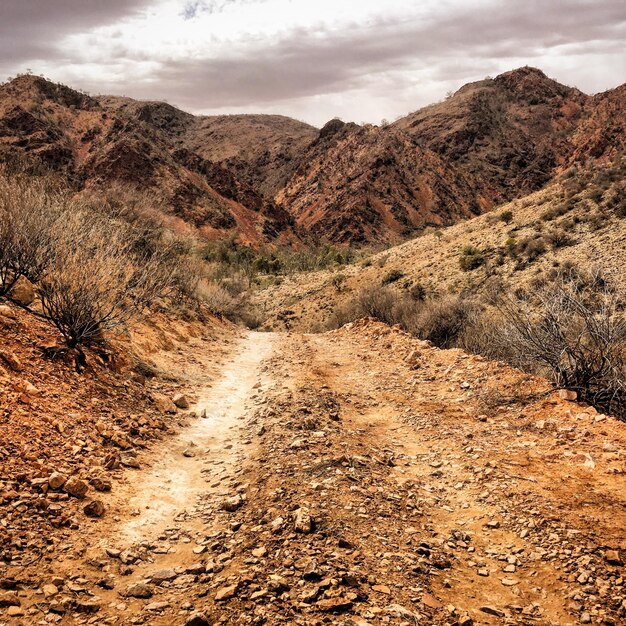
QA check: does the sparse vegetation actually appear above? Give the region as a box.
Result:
[482,270,626,418]
[381,268,404,285]
[459,245,485,271]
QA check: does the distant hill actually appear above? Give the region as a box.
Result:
[0,68,623,245]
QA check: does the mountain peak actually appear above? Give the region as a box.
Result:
[1,74,96,110]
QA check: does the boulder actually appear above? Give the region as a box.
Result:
[8,276,36,306]
[64,476,89,499]
[152,392,177,414]
[173,393,190,409]
[83,500,106,518]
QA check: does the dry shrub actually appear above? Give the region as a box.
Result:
[481,270,626,418]
[39,209,178,347]
[0,173,67,295]
[416,296,482,348]
[327,285,480,350]
[195,280,237,317]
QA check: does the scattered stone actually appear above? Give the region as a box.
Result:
[215,584,238,601]
[294,507,313,533]
[89,476,112,492]
[146,601,171,612]
[84,500,106,518]
[558,389,577,401]
[606,550,623,566]
[48,472,66,490]
[149,569,178,585]
[124,583,153,599]
[480,606,505,617]
[422,593,442,609]
[64,476,89,499]
[8,276,36,306]
[7,605,25,617]
[152,393,177,414]
[42,584,59,599]
[173,394,190,409]
[0,593,20,608]
[222,495,244,512]
[316,597,353,613]
[185,614,213,626]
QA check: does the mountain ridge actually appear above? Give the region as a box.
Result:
[0,67,623,245]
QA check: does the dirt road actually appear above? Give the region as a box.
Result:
[2,322,626,626]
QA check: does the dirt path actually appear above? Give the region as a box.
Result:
[111,331,276,545]
[3,322,626,626]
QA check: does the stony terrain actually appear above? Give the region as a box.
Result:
[1,315,625,626]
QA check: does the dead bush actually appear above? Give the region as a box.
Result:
[195,280,237,317]
[486,272,626,418]
[415,296,482,349]
[39,209,178,348]
[0,173,67,296]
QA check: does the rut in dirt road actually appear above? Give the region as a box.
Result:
[114,331,277,544]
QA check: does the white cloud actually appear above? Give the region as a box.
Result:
[1,0,625,125]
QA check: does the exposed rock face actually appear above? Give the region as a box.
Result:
[392,66,614,204]
[276,122,487,244]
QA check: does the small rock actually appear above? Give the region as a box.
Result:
[42,584,59,599]
[215,584,238,601]
[480,606,505,617]
[558,389,577,401]
[84,500,106,518]
[152,393,177,414]
[64,476,89,499]
[316,597,353,613]
[8,276,35,306]
[124,583,153,599]
[173,394,190,409]
[0,592,20,608]
[89,476,112,492]
[605,549,623,566]
[149,569,178,585]
[185,614,213,626]
[48,472,66,490]
[294,507,313,533]
[7,605,25,617]
[221,495,243,512]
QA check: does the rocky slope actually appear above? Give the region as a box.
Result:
[0,76,294,244]
[275,119,489,244]
[394,67,625,204]
[252,155,626,331]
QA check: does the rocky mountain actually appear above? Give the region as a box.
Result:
[0,68,623,246]
[0,76,295,244]
[393,67,625,205]
[276,119,488,244]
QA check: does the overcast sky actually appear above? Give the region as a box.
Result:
[1,0,624,126]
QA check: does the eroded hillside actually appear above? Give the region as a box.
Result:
[1,67,623,245]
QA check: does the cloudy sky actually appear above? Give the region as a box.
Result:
[1,0,624,126]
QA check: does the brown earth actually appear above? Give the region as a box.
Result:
[1,316,625,625]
